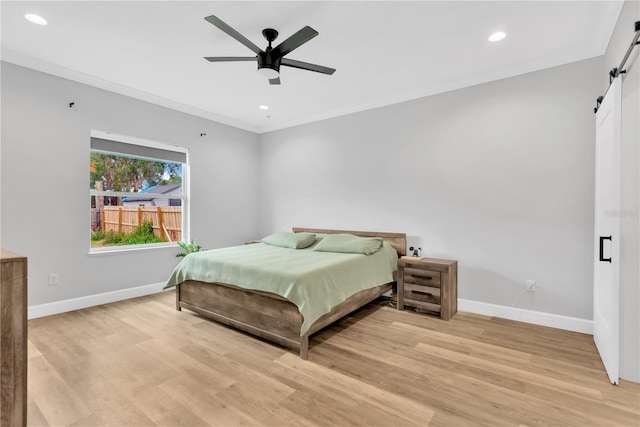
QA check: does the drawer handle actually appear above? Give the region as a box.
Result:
[411,290,433,296]
[414,275,433,281]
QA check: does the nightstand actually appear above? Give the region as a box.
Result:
[397,256,458,320]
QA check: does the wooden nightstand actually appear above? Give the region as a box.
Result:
[397,256,458,320]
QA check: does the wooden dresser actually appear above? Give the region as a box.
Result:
[397,256,457,320]
[1,249,27,427]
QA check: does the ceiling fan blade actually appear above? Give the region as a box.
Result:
[204,15,262,55]
[273,26,318,57]
[269,77,281,85]
[281,58,336,75]
[204,57,256,62]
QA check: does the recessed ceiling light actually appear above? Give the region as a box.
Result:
[488,31,506,42]
[259,105,269,110]
[25,14,48,26]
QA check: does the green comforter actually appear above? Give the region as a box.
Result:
[164,240,398,335]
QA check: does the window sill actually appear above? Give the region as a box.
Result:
[88,242,178,257]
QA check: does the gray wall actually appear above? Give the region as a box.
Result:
[602,0,639,382]
[259,57,602,322]
[1,62,260,306]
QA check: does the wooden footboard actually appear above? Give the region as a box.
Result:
[176,280,392,359]
[177,280,303,353]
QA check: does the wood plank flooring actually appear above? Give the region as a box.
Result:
[27,291,639,426]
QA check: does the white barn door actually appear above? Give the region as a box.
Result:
[593,77,621,385]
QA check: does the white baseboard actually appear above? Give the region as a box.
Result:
[28,282,166,320]
[458,299,593,335]
[27,286,593,335]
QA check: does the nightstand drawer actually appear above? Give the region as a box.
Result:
[403,283,440,305]
[403,268,441,286]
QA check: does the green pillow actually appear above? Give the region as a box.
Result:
[262,232,317,249]
[313,233,384,255]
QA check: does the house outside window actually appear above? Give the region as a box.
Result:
[89,130,189,253]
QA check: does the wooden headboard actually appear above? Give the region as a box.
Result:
[292,227,407,256]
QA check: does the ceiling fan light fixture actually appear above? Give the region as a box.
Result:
[257,50,281,79]
[257,66,279,80]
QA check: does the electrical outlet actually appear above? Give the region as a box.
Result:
[526,280,536,292]
[48,273,59,286]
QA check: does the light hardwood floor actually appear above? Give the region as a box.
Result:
[27,291,639,426]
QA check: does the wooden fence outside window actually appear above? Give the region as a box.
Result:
[92,206,182,242]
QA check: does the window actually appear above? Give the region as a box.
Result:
[89,131,189,252]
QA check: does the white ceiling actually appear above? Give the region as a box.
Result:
[1,1,622,133]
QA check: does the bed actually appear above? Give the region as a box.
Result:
[165,228,406,359]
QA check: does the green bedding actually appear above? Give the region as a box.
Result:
[164,239,398,335]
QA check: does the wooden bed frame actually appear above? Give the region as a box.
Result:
[175,227,407,359]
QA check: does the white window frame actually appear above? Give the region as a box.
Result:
[89,130,190,255]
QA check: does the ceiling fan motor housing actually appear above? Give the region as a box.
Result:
[257,50,281,74]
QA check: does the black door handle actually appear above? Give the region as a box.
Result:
[599,236,612,263]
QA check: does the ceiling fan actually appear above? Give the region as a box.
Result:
[203,15,336,85]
